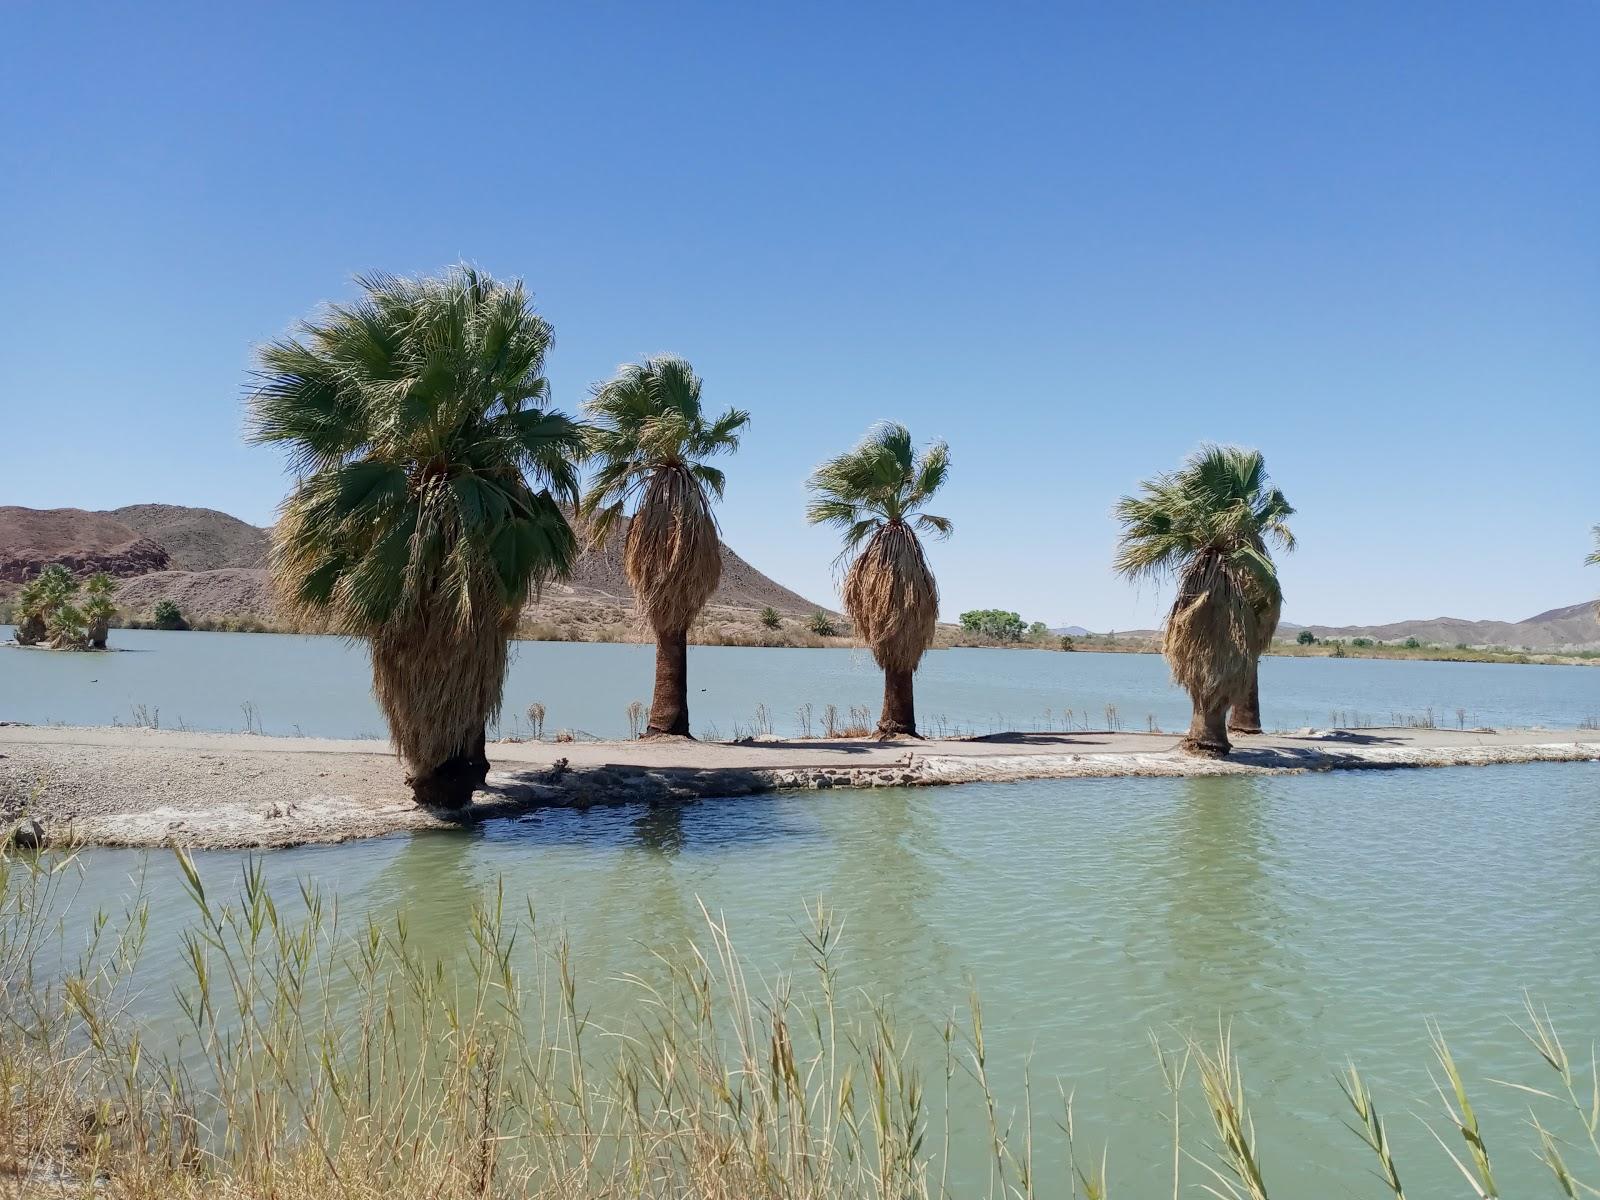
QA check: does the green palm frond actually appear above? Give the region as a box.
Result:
[1112,444,1294,608]
[806,422,952,562]
[1587,525,1600,567]
[578,356,748,542]
[246,265,582,633]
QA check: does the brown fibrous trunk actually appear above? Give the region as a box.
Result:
[408,729,488,809]
[646,629,692,737]
[877,666,919,738]
[1228,671,1263,734]
[1184,703,1232,757]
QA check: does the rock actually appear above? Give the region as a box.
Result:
[9,818,44,850]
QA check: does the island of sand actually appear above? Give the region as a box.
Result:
[2,723,1596,850]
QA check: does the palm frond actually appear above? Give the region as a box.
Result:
[246,265,582,784]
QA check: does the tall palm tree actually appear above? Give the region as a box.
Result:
[580,357,748,737]
[82,571,117,649]
[807,423,951,738]
[248,267,584,807]
[1114,445,1294,756]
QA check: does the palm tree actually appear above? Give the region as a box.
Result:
[14,565,74,646]
[82,571,117,649]
[248,267,585,807]
[1113,445,1294,756]
[580,357,748,737]
[807,423,951,738]
[47,600,89,650]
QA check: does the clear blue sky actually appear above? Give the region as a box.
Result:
[3,2,1596,629]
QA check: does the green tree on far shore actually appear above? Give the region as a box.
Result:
[959,609,1025,642]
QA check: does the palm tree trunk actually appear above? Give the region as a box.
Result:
[409,726,487,809]
[1183,702,1232,757]
[877,667,919,738]
[1228,670,1263,734]
[647,629,692,737]
[89,620,109,650]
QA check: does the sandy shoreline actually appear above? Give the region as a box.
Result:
[1,723,1596,850]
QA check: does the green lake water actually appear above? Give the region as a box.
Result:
[49,761,1600,1197]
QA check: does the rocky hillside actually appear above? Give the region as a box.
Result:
[0,507,170,583]
[109,504,270,571]
[0,504,829,626]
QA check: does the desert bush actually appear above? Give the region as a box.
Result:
[153,599,188,631]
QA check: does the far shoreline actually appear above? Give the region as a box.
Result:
[5,627,1597,669]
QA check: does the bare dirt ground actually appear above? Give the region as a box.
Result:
[2,724,1596,851]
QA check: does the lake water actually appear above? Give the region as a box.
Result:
[42,762,1600,1197]
[3,626,1598,738]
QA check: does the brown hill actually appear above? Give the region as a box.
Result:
[0,507,170,583]
[3,504,829,626]
[109,504,270,571]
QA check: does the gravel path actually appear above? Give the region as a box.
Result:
[2,723,1596,850]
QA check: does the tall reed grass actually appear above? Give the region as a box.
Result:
[1,853,1596,1198]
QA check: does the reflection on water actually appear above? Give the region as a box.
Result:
[53,762,1600,1196]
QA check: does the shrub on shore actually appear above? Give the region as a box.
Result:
[152,598,189,630]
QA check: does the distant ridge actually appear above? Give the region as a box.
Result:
[1058,601,1599,653]
[1278,601,1600,652]
[0,503,831,625]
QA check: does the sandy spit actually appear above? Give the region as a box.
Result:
[1,724,1596,851]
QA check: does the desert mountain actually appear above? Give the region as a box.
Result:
[1278,602,1600,652]
[0,507,170,582]
[0,504,829,625]
[1071,601,1600,652]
